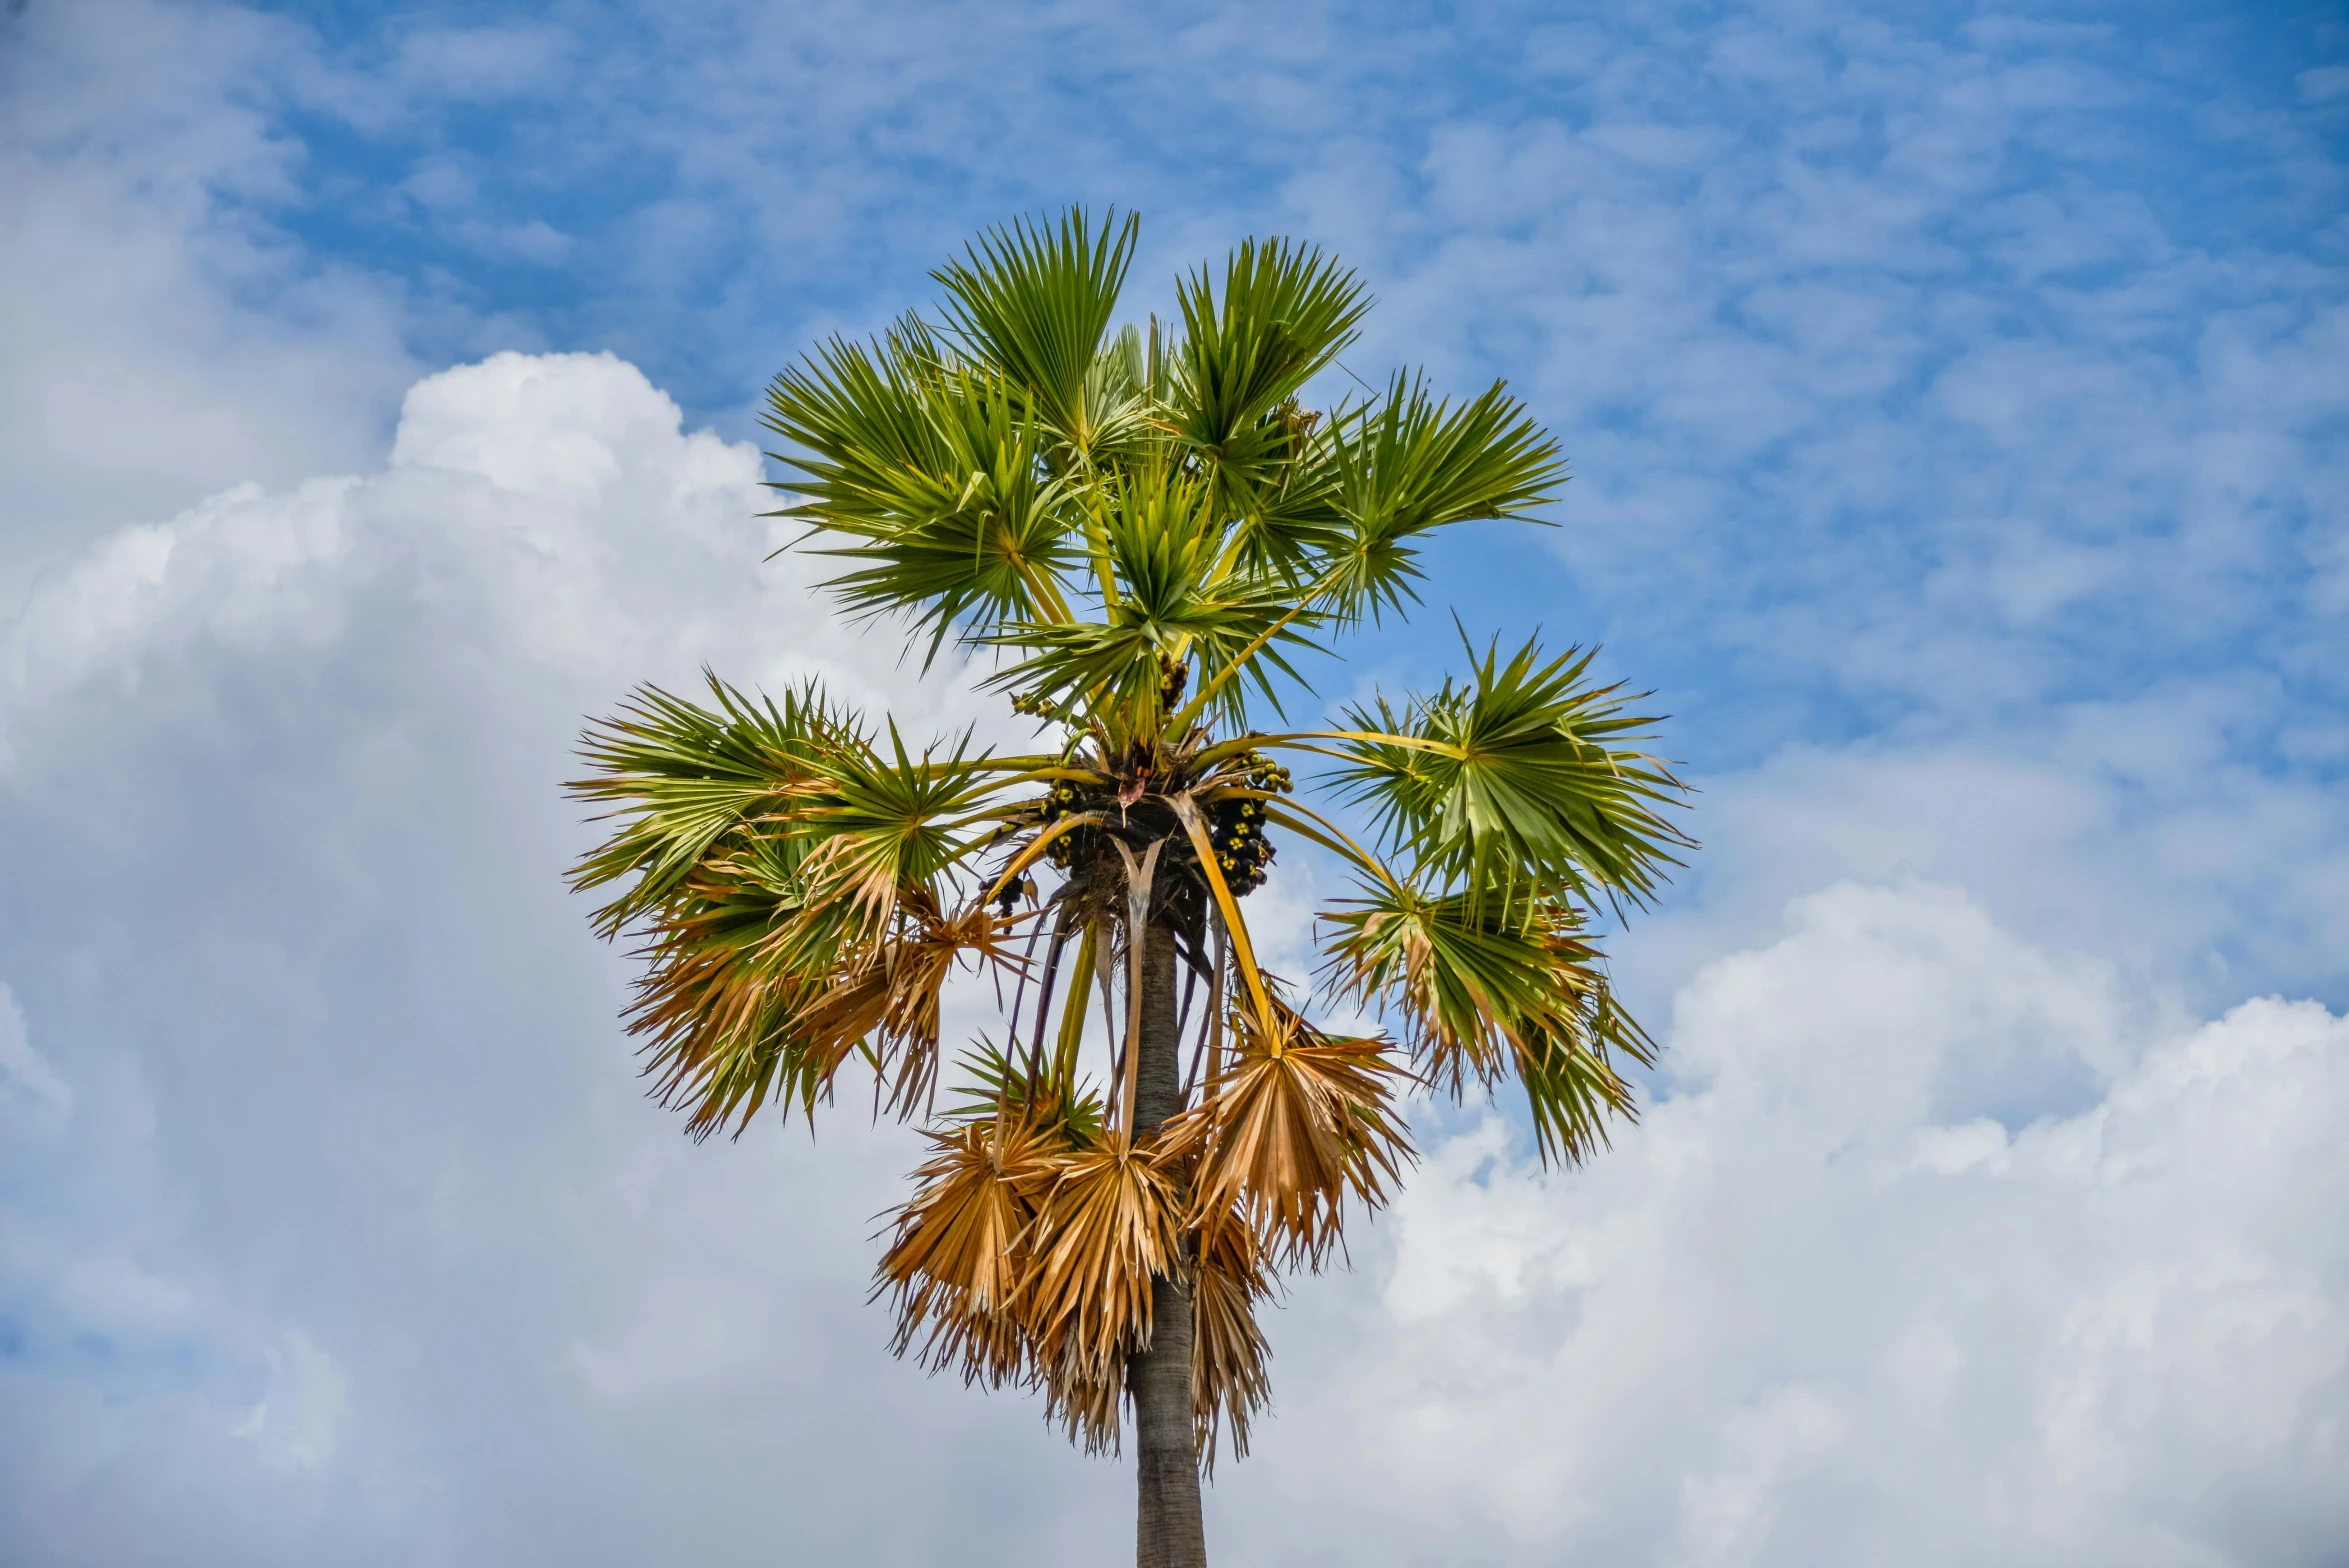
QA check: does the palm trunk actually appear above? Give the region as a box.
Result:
[1129,912,1207,1568]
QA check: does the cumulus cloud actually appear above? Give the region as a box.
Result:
[0,351,1071,1567]
[1223,884,2349,1567]
[1,351,2342,1566]
[1622,687,2349,1021]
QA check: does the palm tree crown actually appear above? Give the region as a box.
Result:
[568,208,1690,1561]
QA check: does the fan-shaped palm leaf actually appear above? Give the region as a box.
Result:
[1021,1143,1185,1387]
[1162,999,1413,1270]
[1326,631,1690,909]
[1167,236,1368,494]
[794,725,1014,928]
[876,1112,1063,1388]
[1319,373,1564,624]
[987,468,1317,735]
[1319,879,1652,1164]
[933,207,1139,456]
[568,674,861,935]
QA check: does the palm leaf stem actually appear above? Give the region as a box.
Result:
[1093,922,1120,1128]
[981,811,1108,908]
[1052,918,1100,1090]
[1171,797,1276,1032]
[1026,905,1075,1084]
[1162,558,1351,736]
[1109,837,1163,1139]
[998,903,1051,1092]
[1080,495,1122,613]
[1017,559,1077,625]
[1173,949,1200,1075]
[1258,799,1405,893]
[1186,910,1227,1101]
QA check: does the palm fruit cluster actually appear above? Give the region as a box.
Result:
[1207,751,1292,897]
[1038,779,1084,870]
[994,873,1035,918]
[1157,654,1189,714]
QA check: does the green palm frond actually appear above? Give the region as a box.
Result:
[1318,879,1652,1165]
[933,207,1139,457]
[1073,323,1171,472]
[571,680,1033,1136]
[1318,878,1537,1090]
[944,1038,1106,1148]
[1320,374,1565,624]
[567,673,864,937]
[769,355,1083,660]
[761,317,948,532]
[1326,631,1690,910]
[1513,984,1653,1168]
[985,467,1319,735]
[794,723,1015,925]
[1210,403,1348,587]
[1167,236,1369,496]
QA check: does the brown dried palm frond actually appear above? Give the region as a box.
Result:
[1021,1141,1184,1391]
[787,887,1028,1118]
[873,1113,1064,1389]
[621,851,833,1139]
[628,865,1028,1137]
[628,960,805,1138]
[1190,1206,1275,1471]
[1164,998,1415,1270]
[1039,1339,1127,1456]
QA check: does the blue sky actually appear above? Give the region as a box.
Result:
[2,2,2346,1564]
[242,1,2345,772]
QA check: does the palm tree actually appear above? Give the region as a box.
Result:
[567,208,1689,1568]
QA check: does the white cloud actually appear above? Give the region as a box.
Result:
[235,1331,350,1473]
[0,984,73,1120]
[0,0,418,591]
[1628,689,2349,1018]
[1,352,2341,1565]
[1218,883,2349,1566]
[0,350,1081,1566]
